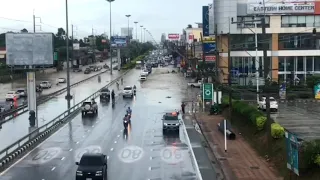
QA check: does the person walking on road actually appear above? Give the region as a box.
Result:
[181,102,186,114]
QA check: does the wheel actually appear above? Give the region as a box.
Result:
[162,129,166,134]
[123,95,125,98]
[191,85,195,88]
[96,109,98,114]
[82,112,85,117]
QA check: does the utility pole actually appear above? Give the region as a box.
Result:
[214,24,220,82]
[33,11,42,33]
[143,28,146,42]
[71,24,74,66]
[227,31,232,121]
[65,0,72,112]
[140,25,143,43]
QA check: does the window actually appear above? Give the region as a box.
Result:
[315,16,320,27]
[286,57,294,71]
[306,56,313,71]
[80,156,103,166]
[282,15,320,27]
[297,56,304,71]
[279,57,285,71]
[236,16,270,28]
[314,56,320,71]
[279,34,315,50]
[306,16,314,27]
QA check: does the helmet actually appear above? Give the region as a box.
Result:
[128,107,131,110]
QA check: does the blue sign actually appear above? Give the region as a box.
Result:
[110,36,127,48]
[279,83,286,100]
[202,6,209,36]
[203,42,216,54]
[285,131,299,176]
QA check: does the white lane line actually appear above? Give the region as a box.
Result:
[95,121,98,124]
[110,148,114,151]
[120,130,123,132]
[87,130,90,133]
[82,135,85,138]
[107,156,110,159]
[92,125,95,127]
[149,157,153,160]
[148,167,152,171]
[114,141,117,144]
[117,135,120,137]
[150,149,154,151]
[69,148,73,151]
[76,141,79,144]
[61,157,65,161]
[51,167,56,171]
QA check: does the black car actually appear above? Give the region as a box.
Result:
[75,153,108,180]
[84,68,91,74]
[100,88,110,102]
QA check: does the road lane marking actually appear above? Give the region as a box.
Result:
[107,156,110,159]
[117,135,120,137]
[76,141,79,144]
[51,167,56,171]
[69,149,73,151]
[110,148,114,151]
[82,135,85,138]
[92,125,95,127]
[61,157,65,160]
[148,167,152,171]
[114,141,117,144]
[118,146,144,163]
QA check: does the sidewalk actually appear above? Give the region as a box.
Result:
[195,112,283,180]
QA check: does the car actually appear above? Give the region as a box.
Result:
[140,70,148,76]
[122,86,134,98]
[89,66,96,71]
[100,88,110,102]
[39,81,52,89]
[81,101,98,116]
[58,78,66,83]
[5,91,20,101]
[162,112,180,134]
[16,88,27,97]
[140,74,147,81]
[258,96,278,111]
[73,68,82,72]
[75,153,108,180]
[84,68,91,74]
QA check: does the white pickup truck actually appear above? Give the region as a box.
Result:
[187,80,202,88]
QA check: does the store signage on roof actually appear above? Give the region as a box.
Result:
[247,3,315,14]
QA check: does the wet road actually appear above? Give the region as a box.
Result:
[0,68,122,151]
[0,68,202,180]
[0,59,115,112]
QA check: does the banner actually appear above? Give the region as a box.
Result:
[110,36,127,48]
[202,6,209,36]
[208,3,214,35]
[203,43,216,54]
[314,83,320,99]
[285,131,299,176]
[279,83,286,100]
[168,34,179,40]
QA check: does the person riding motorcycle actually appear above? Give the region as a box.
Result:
[123,114,129,128]
[126,107,132,114]
[133,85,137,94]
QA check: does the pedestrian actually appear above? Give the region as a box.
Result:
[181,102,186,114]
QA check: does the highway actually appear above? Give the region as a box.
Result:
[0,67,122,151]
[0,68,203,180]
[0,59,115,112]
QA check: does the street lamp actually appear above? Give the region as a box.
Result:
[143,27,146,43]
[125,15,131,39]
[65,0,72,111]
[106,0,115,75]
[134,21,138,40]
[140,25,143,43]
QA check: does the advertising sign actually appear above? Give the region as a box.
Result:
[204,55,216,61]
[110,36,127,48]
[285,131,299,176]
[208,3,214,35]
[247,3,315,14]
[202,6,209,36]
[203,42,216,54]
[168,34,179,40]
[188,34,194,40]
[203,83,214,100]
[73,43,80,50]
[279,83,286,100]
[6,33,54,66]
[203,36,215,43]
[314,83,320,99]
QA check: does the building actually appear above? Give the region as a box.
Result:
[161,33,166,43]
[121,27,133,38]
[213,0,320,84]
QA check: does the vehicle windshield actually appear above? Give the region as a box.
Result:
[141,75,146,77]
[124,87,132,90]
[164,114,178,120]
[79,156,103,166]
[7,92,14,94]
[270,98,276,102]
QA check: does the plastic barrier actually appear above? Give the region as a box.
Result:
[217,119,236,140]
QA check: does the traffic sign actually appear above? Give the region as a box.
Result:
[203,83,213,100]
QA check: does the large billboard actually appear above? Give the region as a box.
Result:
[208,3,214,36]
[6,33,54,66]
[202,6,209,36]
[110,36,127,48]
[247,1,316,14]
[168,34,179,40]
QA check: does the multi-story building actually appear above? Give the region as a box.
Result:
[120,27,133,38]
[214,0,320,84]
[161,33,166,43]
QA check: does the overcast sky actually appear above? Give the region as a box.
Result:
[0,0,210,42]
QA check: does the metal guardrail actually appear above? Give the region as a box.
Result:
[0,69,129,171]
[0,64,118,123]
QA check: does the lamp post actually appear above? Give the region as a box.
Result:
[134,21,138,40]
[140,25,143,43]
[125,14,131,39]
[65,0,72,112]
[143,27,146,43]
[106,0,115,75]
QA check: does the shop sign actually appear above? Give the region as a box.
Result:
[247,3,315,14]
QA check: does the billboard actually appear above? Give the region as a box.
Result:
[204,55,216,61]
[6,33,54,66]
[202,6,209,36]
[247,2,315,14]
[203,42,216,54]
[208,3,215,35]
[168,34,179,40]
[110,36,127,48]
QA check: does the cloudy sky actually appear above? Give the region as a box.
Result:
[0,0,210,42]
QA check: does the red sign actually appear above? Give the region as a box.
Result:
[101,39,107,43]
[204,55,216,61]
[189,34,194,40]
[168,34,180,40]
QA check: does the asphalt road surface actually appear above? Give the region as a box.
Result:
[0,68,123,151]
[0,68,203,180]
[0,59,115,112]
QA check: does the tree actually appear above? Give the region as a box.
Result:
[187,24,192,28]
[20,28,28,33]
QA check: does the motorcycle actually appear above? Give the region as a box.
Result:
[126,112,132,119]
[123,119,129,129]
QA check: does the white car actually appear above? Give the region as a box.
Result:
[140,70,148,76]
[16,89,27,97]
[40,81,52,89]
[258,96,278,111]
[122,86,134,98]
[5,91,20,101]
[58,78,66,83]
[140,74,147,81]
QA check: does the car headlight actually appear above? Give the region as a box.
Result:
[76,171,83,176]
[176,123,180,126]
[164,123,168,126]
[96,171,103,176]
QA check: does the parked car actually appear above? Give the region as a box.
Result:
[258,96,278,111]
[39,81,52,89]
[58,78,66,83]
[16,88,27,97]
[73,68,82,72]
[84,68,91,74]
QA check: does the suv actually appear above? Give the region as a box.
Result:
[75,153,108,180]
[122,86,134,98]
[81,101,98,116]
[162,112,180,134]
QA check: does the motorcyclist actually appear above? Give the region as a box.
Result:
[126,107,132,114]
[91,98,96,104]
[133,85,137,94]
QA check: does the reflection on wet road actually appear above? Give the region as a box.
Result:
[0,69,122,151]
[0,68,202,180]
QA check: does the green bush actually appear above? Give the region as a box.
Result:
[302,140,320,168]
[256,116,267,131]
[271,123,285,139]
[287,93,297,100]
[121,54,147,70]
